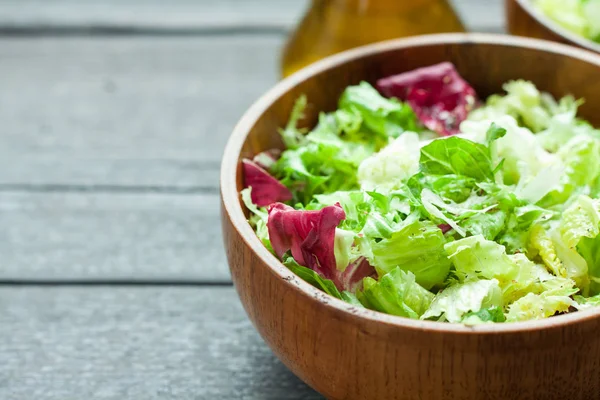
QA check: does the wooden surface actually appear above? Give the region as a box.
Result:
[0,1,504,398]
[222,34,600,400]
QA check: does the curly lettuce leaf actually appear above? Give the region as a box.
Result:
[369,220,450,289]
[468,80,551,132]
[421,279,503,323]
[539,136,600,207]
[241,188,271,250]
[357,268,434,319]
[357,132,421,191]
[506,286,576,322]
[461,306,506,325]
[445,235,577,304]
[339,81,419,139]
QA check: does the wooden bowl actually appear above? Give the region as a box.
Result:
[506,0,600,53]
[221,34,600,400]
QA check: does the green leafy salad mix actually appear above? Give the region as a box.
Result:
[240,62,600,324]
[533,0,600,43]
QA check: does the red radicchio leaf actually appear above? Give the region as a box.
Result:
[438,224,452,234]
[242,159,292,207]
[267,202,375,292]
[376,62,479,136]
[336,256,376,293]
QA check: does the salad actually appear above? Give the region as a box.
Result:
[240,62,600,324]
[533,0,600,43]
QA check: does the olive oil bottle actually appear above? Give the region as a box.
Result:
[281,0,465,77]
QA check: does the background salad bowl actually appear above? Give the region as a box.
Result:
[506,0,600,53]
[220,34,600,400]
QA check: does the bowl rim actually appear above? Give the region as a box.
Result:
[221,32,600,334]
[514,0,600,53]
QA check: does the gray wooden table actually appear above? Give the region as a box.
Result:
[0,1,502,398]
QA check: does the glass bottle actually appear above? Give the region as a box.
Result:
[281,0,465,77]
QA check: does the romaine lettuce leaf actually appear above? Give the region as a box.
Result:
[357,268,434,318]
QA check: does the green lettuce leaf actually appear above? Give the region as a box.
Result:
[241,188,271,250]
[506,288,576,322]
[445,235,577,304]
[369,220,450,289]
[539,136,600,207]
[573,293,600,310]
[467,80,552,132]
[461,306,506,324]
[279,95,308,149]
[283,255,341,299]
[357,268,434,319]
[339,81,419,139]
[341,291,365,307]
[421,279,503,323]
[419,136,494,181]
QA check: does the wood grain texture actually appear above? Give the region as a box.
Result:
[0,286,322,400]
[0,36,280,189]
[221,34,600,400]
[0,0,503,33]
[506,0,600,53]
[0,192,229,281]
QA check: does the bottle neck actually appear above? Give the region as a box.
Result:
[323,0,447,13]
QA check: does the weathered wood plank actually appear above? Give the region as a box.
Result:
[0,286,323,399]
[0,36,281,189]
[0,0,503,33]
[0,192,229,281]
[0,2,502,189]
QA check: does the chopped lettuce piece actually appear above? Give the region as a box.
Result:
[461,306,506,324]
[357,132,421,191]
[370,220,450,289]
[279,95,308,149]
[421,279,503,323]
[339,81,419,139]
[358,268,434,318]
[419,136,495,181]
[283,255,342,298]
[506,289,576,322]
